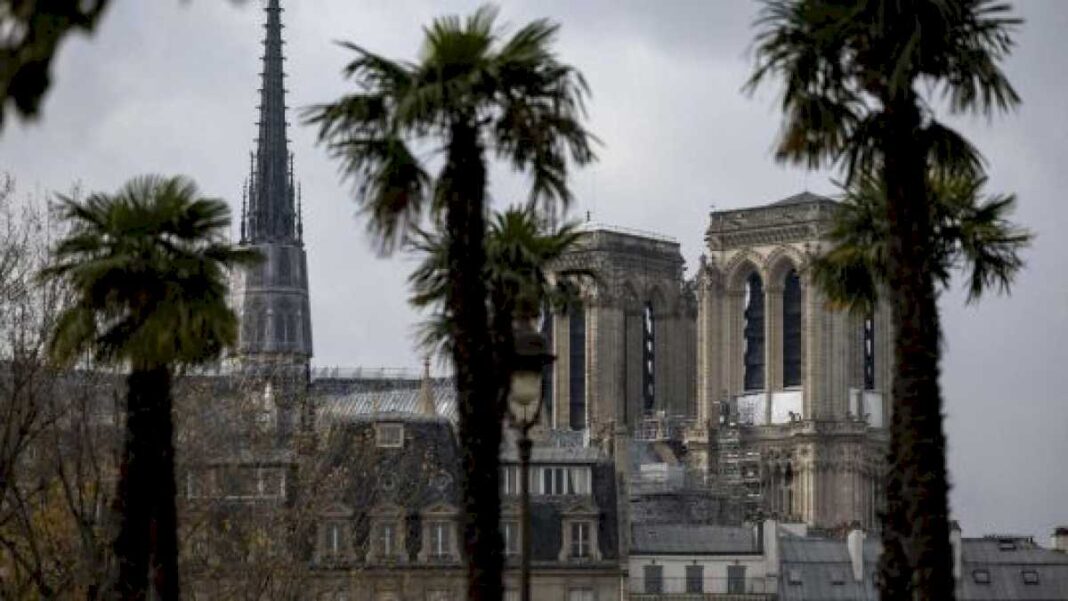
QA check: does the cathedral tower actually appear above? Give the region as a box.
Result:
[233,0,313,382]
[696,193,889,530]
[545,226,696,439]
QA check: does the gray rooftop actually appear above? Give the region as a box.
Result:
[770,191,834,207]
[318,381,457,422]
[778,534,1068,601]
[631,523,759,555]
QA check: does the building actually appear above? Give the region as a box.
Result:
[777,525,1068,601]
[312,375,623,601]
[628,522,777,599]
[540,198,889,531]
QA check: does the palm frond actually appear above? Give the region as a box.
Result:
[40,175,249,369]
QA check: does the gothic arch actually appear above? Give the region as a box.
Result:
[725,251,766,292]
[620,281,641,311]
[765,246,807,287]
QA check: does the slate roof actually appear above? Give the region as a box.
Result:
[318,380,457,422]
[778,537,881,601]
[778,534,1068,601]
[958,538,1068,601]
[631,524,759,555]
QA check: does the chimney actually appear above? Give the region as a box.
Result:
[763,518,779,576]
[1052,527,1068,553]
[950,521,963,580]
[847,527,865,583]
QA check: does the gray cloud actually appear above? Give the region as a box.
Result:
[1,0,1064,541]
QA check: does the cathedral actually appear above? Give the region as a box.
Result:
[537,198,890,531]
[228,0,888,550]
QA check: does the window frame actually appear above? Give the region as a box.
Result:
[570,521,591,559]
[685,564,704,593]
[375,423,404,448]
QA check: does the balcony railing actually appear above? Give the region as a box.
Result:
[629,576,776,599]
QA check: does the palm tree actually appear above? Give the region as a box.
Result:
[409,206,586,360]
[812,172,1031,315]
[307,7,594,600]
[41,175,257,601]
[748,1,1021,598]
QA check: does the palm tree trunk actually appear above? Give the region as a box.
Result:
[878,99,956,601]
[443,121,504,601]
[148,366,180,601]
[114,367,165,601]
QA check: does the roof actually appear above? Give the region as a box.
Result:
[778,534,1068,601]
[770,191,835,207]
[958,538,1068,601]
[318,380,457,422]
[631,524,759,555]
[778,537,880,601]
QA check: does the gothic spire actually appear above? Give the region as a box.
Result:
[247,0,299,244]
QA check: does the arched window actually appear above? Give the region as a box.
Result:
[274,311,286,348]
[539,305,554,426]
[568,303,586,431]
[784,464,794,517]
[743,272,765,391]
[863,314,875,390]
[782,270,803,388]
[642,302,655,414]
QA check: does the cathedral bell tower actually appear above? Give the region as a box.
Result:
[233,0,313,388]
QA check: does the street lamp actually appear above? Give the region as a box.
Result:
[508,319,554,601]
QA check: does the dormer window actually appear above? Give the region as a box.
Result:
[427,521,454,559]
[571,522,591,558]
[366,504,407,563]
[317,504,353,563]
[376,423,404,448]
[418,503,459,563]
[320,521,349,561]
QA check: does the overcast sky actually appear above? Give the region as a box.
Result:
[2,0,1065,541]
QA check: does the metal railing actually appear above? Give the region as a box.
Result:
[629,576,776,598]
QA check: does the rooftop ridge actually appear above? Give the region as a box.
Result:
[580,221,678,244]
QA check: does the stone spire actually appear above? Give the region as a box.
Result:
[245,0,300,244]
[417,357,437,417]
[235,0,313,379]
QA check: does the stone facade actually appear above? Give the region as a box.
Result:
[545,227,697,437]
[694,193,889,530]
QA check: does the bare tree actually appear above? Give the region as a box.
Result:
[0,175,121,599]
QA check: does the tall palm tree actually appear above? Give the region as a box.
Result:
[812,172,1031,315]
[748,1,1021,598]
[307,7,594,600]
[41,175,257,601]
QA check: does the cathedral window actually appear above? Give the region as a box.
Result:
[540,306,554,426]
[642,302,655,414]
[743,272,766,391]
[863,314,876,390]
[568,303,586,430]
[782,270,803,388]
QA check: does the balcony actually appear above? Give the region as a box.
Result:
[629,576,776,601]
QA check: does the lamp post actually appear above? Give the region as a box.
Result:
[508,319,554,601]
